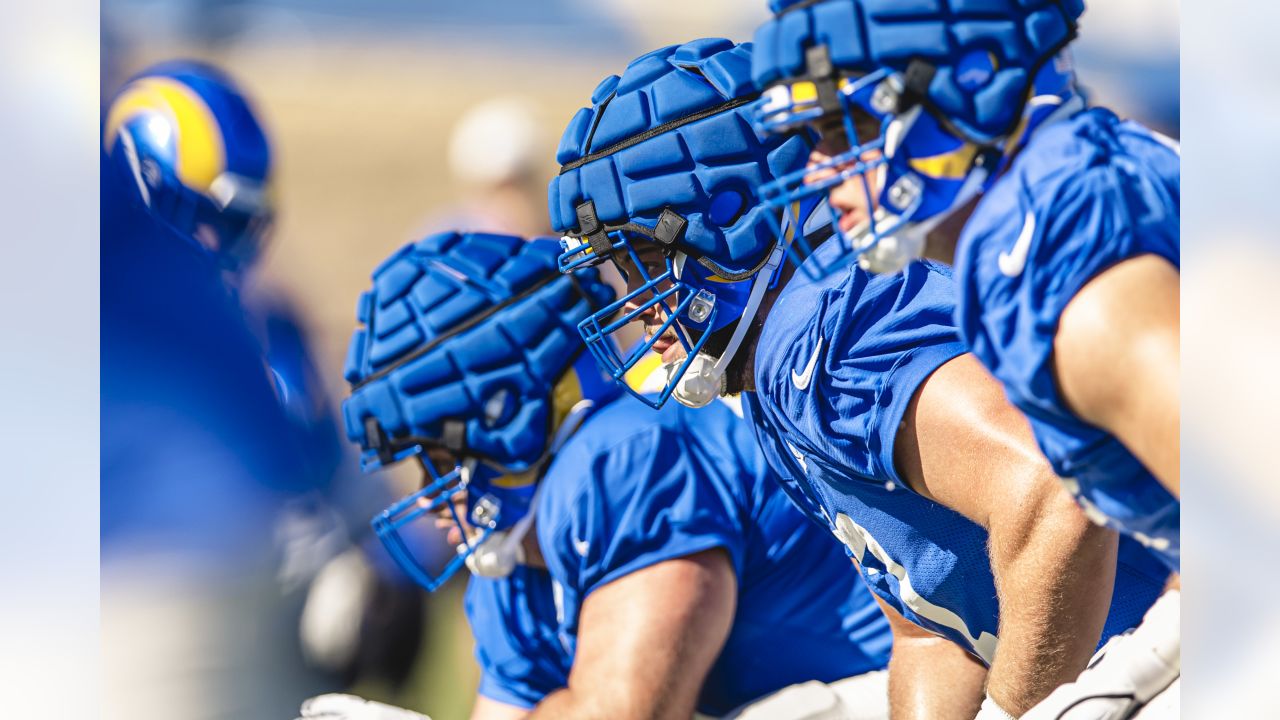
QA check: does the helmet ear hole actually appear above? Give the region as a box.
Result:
[481,385,518,429]
[707,186,748,227]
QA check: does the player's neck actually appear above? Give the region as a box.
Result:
[923,194,981,264]
[521,523,547,569]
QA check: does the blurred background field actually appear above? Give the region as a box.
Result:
[100,1,1179,718]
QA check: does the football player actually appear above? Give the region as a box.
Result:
[551,38,1170,719]
[103,60,275,273]
[103,61,426,690]
[336,231,894,720]
[748,0,1180,571]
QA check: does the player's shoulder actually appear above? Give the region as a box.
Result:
[1016,107,1176,177]
[541,393,757,504]
[557,390,741,455]
[962,109,1178,275]
[759,247,957,403]
[977,108,1178,230]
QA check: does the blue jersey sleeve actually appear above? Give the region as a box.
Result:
[538,416,749,601]
[464,571,568,709]
[761,258,966,487]
[956,110,1180,423]
[953,111,1182,570]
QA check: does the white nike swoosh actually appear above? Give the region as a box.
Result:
[791,336,825,391]
[998,212,1038,277]
[785,440,808,474]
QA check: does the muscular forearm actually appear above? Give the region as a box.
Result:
[887,635,986,720]
[985,488,1119,715]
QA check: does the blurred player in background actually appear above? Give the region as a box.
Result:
[102,59,426,695]
[551,38,1170,719]
[318,231,894,720]
[243,281,428,692]
[102,121,320,720]
[749,5,1180,714]
[103,60,274,273]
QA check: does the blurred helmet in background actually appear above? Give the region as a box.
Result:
[447,96,543,188]
[104,60,275,271]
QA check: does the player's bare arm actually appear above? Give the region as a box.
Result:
[871,588,986,720]
[896,353,1118,715]
[1055,254,1181,497]
[528,548,736,720]
[471,695,531,720]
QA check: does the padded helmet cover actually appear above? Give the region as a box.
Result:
[343,232,615,471]
[549,38,812,278]
[753,0,1085,142]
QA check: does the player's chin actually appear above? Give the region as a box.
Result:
[649,328,685,364]
[661,341,688,365]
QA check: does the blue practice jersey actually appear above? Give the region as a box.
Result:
[465,393,892,716]
[465,567,570,709]
[747,237,1170,665]
[954,108,1181,570]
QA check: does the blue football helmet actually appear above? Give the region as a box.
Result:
[751,0,1085,273]
[343,232,619,591]
[103,60,274,270]
[550,38,818,409]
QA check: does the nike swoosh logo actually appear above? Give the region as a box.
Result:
[997,212,1038,277]
[785,440,808,474]
[791,336,824,391]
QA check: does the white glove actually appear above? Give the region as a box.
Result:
[1021,590,1180,720]
[728,671,889,720]
[974,695,1018,720]
[296,693,433,720]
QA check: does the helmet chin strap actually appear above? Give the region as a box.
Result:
[849,87,1088,275]
[670,245,785,408]
[848,160,991,274]
[464,399,595,578]
[465,519,530,578]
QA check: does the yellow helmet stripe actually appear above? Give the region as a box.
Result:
[907,143,979,180]
[487,362,585,489]
[790,80,818,104]
[103,77,227,193]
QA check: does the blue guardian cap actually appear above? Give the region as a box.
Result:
[103,60,275,270]
[343,232,619,591]
[751,0,1084,273]
[550,38,818,409]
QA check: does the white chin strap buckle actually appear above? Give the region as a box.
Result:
[846,214,925,275]
[668,352,724,409]
[464,530,525,578]
[854,231,924,275]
